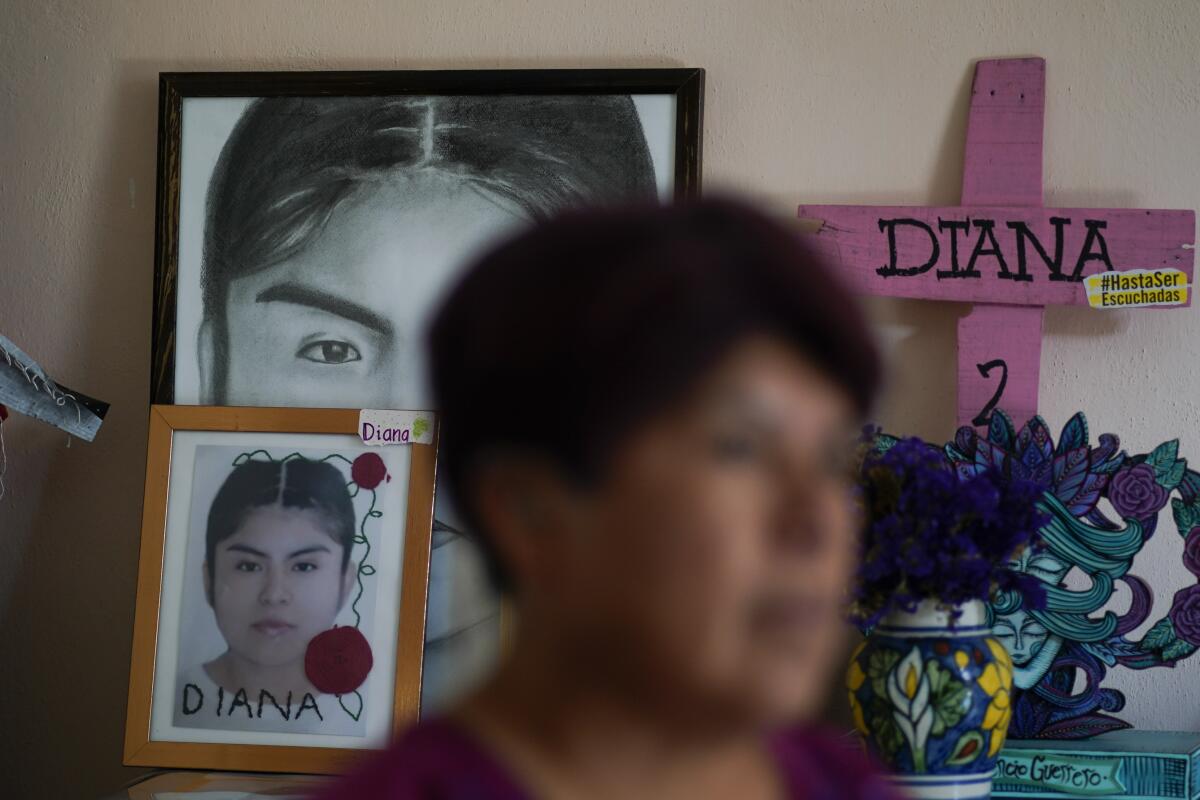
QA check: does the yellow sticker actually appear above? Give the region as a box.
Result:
[1084,268,1190,309]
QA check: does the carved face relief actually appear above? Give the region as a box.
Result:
[993,609,1049,666]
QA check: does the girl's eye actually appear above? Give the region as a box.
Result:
[292,562,318,573]
[235,561,262,572]
[297,340,362,365]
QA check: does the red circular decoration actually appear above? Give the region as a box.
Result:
[351,453,388,490]
[305,626,374,695]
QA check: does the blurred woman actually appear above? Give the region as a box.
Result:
[319,197,893,799]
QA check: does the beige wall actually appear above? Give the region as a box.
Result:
[3,1,1199,796]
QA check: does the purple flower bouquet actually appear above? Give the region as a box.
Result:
[852,435,1048,627]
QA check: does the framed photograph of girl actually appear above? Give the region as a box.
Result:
[148,68,704,714]
[124,405,434,773]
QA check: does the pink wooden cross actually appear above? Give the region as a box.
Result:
[800,58,1195,429]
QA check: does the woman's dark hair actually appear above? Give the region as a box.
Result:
[205,458,356,584]
[429,197,882,590]
[202,95,656,401]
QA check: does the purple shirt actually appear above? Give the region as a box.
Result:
[314,720,897,799]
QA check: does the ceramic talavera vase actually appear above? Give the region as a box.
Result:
[847,599,1014,800]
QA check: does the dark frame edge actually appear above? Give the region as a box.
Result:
[155,68,704,97]
[150,75,182,404]
[673,68,705,200]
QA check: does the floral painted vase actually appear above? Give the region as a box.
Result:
[847,599,1013,800]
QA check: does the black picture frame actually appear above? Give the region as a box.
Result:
[149,68,705,404]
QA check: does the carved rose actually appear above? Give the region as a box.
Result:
[1168,585,1200,647]
[1108,464,1168,520]
[1184,529,1200,578]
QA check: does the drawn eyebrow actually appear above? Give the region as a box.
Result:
[224,543,332,559]
[226,544,268,558]
[255,282,394,337]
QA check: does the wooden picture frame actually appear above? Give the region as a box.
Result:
[124,406,435,773]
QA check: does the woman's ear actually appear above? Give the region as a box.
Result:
[469,454,584,592]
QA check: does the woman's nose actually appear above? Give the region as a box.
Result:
[258,565,291,605]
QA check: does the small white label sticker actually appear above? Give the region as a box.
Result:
[358,409,435,446]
